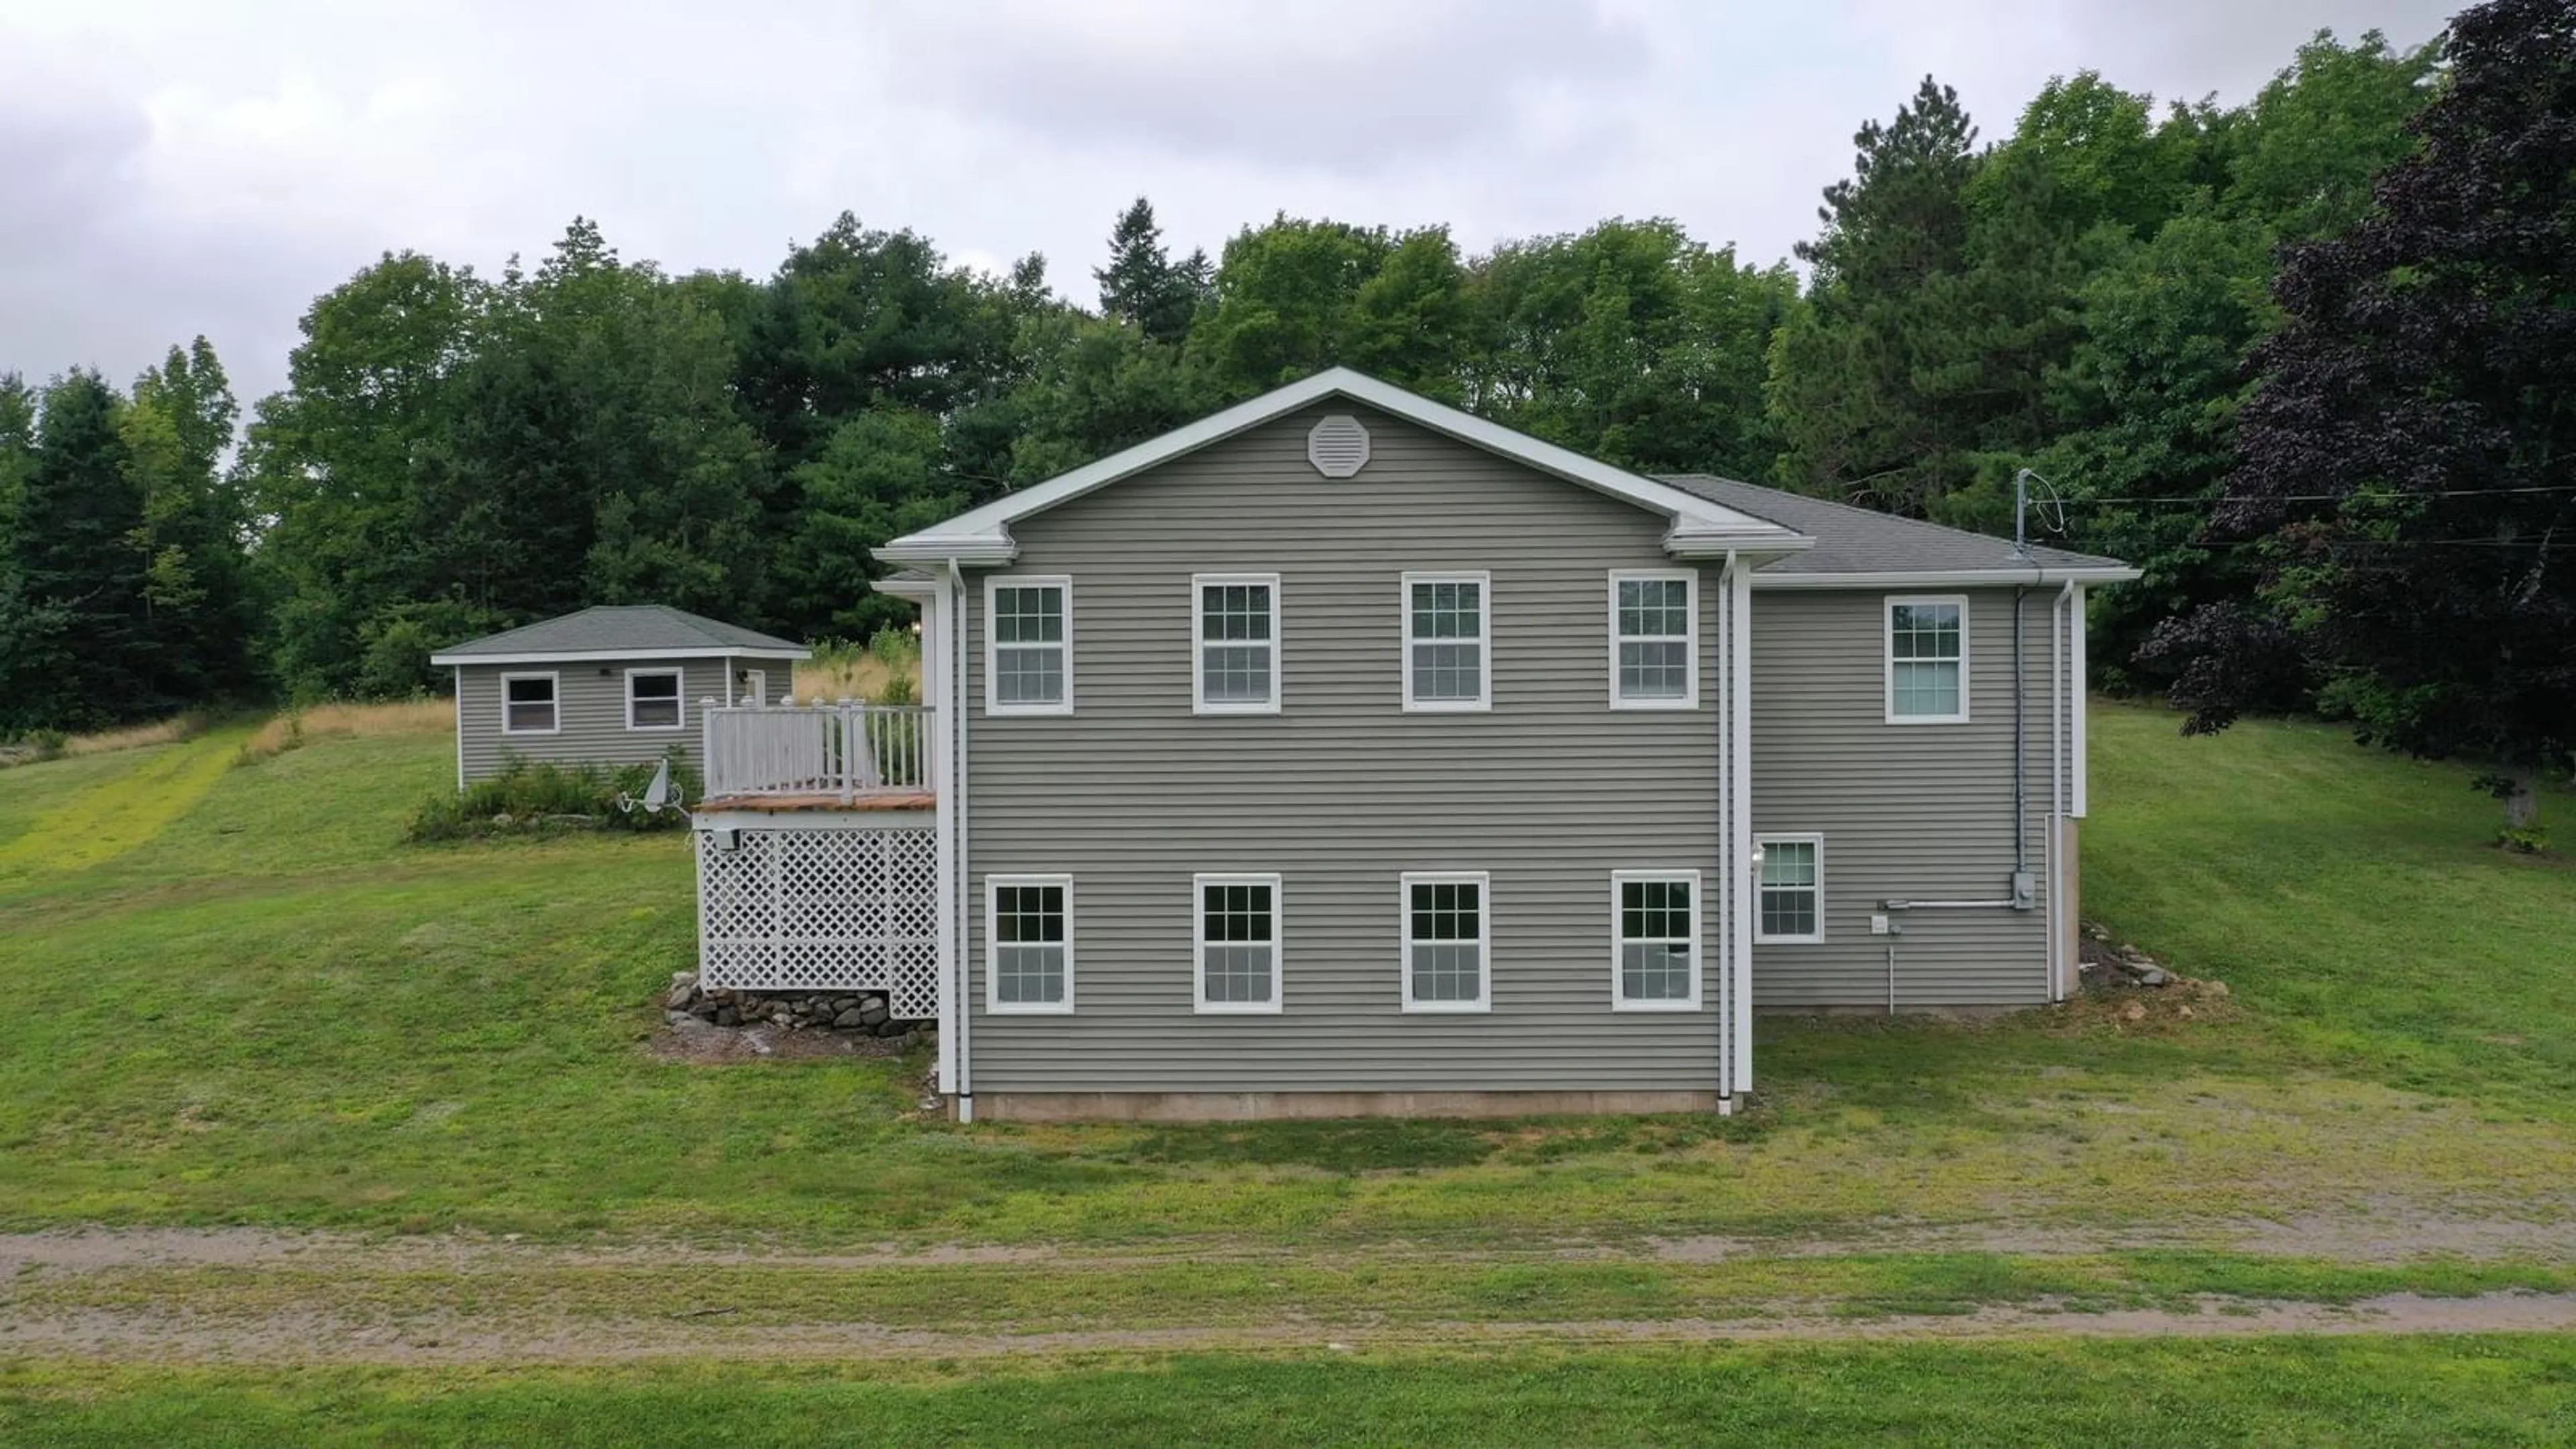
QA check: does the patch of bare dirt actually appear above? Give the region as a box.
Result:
[645,1016,917,1064]
[5,1294,2573,1366]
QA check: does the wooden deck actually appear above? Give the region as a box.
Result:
[696,790,936,814]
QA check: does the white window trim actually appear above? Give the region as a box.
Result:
[1399,570,1493,713]
[1607,569,1700,710]
[498,670,560,736]
[984,873,1075,1014]
[1191,572,1283,716]
[1754,834,1827,945]
[1610,869,1704,1011]
[1884,594,1971,724]
[623,666,686,732]
[1399,869,1492,1013]
[1192,871,1285,1015]
[984,574,1074,718]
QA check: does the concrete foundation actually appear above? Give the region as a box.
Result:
[965,1089,1725,1123]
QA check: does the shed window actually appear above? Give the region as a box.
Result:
[1402,572,1490,711]
[1611,571,1697,706]
[1401,871,1489,1012]
[627,669,683,730]
[987,577,1072,715]
[1613,871,1700,1008]
[1756,837,1824,943]
[1193,575,1279,714]
[987,877,1072,1012]
[1195,873,1281,1013]
[502,674,558,735]
[1887,596,1968,722]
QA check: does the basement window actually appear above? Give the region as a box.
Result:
[1401,871,1489,1012]
[1756,837,1824,944]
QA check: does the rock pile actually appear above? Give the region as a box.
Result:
[2077,920,2229,997]
[659,970,920,1037]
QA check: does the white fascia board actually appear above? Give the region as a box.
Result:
[877,368,1794,555]
[869,574,942,602]
[429,645,812,666]
[1664,517,1816,559]
[1749,566,2142,590]
[873,535,1017,567]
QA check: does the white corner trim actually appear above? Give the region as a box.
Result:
[1190,573,1284,716]
[1609,868,1704,1012]
[1399,570,1493,714]
[1191,872,1286,1015]
[983,873,1075,1016]
[877,368,1812,559]
[2072,584,2091,818]
[1884,594,1972,726]
[1752,834,1827,945]
[1606,569,1701,710]
[983,574,1075,718]
[497,670,561,736]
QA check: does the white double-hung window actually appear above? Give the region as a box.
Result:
[986,875,1073,1012]
[1400,871,1490,1012]
[1886,596,1968,722]
[625,667,683,730]
[1194,873,1283,1013]
[987,576,1072,715]
[1609,570,1697,707]
[1612,870,1701,1008]
[1193,574,1279,714]
[501,672,558,735]
[1401,571,1490,711]
[1755,836,1824,944]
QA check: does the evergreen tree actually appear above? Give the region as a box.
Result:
[2,372,151,729]
[1094,197,1209,345]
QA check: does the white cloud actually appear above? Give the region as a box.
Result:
[0,0,2460,407]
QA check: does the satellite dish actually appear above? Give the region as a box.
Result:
[617,757,686,817]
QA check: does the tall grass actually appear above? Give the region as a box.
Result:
[795,627,923,704]
[0,713,211,767]
[237,698,453,765]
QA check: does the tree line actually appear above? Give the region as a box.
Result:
[1,8,2565,827]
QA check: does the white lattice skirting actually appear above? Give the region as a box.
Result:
[698,826,941,1020]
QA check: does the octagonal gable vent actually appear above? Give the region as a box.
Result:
[1307,414,1371,478]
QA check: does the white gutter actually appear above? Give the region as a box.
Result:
[429,646,811,666]
[1728,553,1754,1099]
[948,557,974,1124]
[1750,566,2141,590]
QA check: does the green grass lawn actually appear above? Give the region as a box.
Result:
[7,1338,2575,1448]
[1,702,2571,1246]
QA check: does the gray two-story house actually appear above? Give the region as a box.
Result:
[688,370,2135,1122]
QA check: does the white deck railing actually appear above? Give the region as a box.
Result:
[702,700,932,801]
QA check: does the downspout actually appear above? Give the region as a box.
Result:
[1715,554,1733,1111]
[949,557,974,1124]
[1727,553,1754,1104]
[2012,584,2029,881]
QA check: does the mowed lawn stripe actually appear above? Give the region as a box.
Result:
[0,728,251,875]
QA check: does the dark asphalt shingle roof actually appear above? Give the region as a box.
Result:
[1656,474,2130,577]
[431,605,810,661]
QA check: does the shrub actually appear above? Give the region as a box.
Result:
[407,747,701,842]
[2497,824,2552,856]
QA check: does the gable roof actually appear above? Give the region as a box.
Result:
[1658,474,2140,587]
[874,368,1817,566]
[429,605,812,665]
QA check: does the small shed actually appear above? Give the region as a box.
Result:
[430,605,811,787]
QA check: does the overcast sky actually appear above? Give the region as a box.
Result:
[2,0,2457,408]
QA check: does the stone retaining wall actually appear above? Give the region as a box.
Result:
[659,970,923,1036]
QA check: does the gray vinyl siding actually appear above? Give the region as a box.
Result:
[1748,588,2053,1008]
[454,655,743,784]
[963,404,1729,1094]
